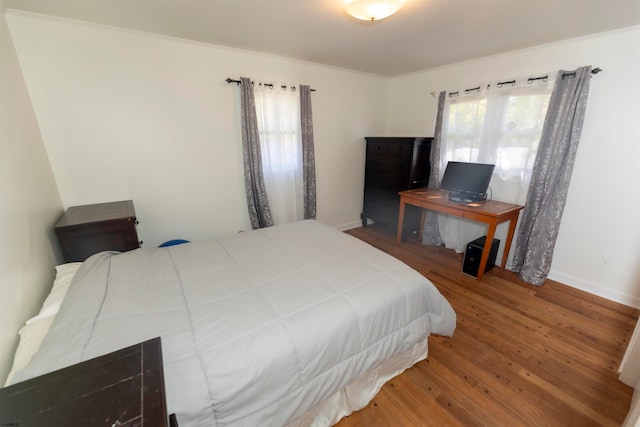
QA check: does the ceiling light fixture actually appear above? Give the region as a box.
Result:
[345,0,404,21]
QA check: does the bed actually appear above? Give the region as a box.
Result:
[5,220,456,426]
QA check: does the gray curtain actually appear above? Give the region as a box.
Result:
[421,91,446,246]
[300,85,317,219]
[512,66,592,285]
[240,77,273,229]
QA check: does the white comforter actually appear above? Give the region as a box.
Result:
[12,220,455,426]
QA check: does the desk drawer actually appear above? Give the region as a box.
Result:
[412,202,463,217]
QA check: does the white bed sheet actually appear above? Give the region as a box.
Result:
[10,220,455,426]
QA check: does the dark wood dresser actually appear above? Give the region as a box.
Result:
[361,137,433,236]
[0,338,175,426]
[55,200,141,263]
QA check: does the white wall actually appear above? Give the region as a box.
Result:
[0,2,63,383]
[5,11,391,247]
[3,13,638,387]
[620,321,640,387]
[387,26,640,307]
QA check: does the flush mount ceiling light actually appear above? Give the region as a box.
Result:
[345,0,404,21]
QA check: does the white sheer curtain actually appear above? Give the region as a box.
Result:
[437,76,553,264]
[254,83,304,225]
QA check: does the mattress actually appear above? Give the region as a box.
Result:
[10,220,456,426]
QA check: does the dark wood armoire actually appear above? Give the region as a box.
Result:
[361,137,433,238]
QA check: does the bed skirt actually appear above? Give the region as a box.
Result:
[287,339,428,426]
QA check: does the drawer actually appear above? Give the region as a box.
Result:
[364,186,401,204]
[56,220,139,262]
[366,155,410,173]
[386,142,412,157]
[366,141,388,155]
[365,172,409,191]
[363,200,400,224]
[366,141,412,158]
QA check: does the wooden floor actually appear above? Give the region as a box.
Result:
[337,225,638,427]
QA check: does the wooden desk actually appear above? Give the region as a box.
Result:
[397,188,524,281]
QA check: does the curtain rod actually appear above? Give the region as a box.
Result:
[444,67,602,97]
[561,67,602,79]
[225,78,316,92]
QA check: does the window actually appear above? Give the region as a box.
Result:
[441,83,552,204]
[253,84,303,224]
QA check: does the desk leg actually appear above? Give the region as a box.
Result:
[500,213,520,270]
[476,221,497,281]
[396,198,406,246]
[418,209,426,242]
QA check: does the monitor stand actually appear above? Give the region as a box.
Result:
[448,192,476,203]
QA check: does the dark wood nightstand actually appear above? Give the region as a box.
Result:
[55,200,141,262]
[0,338,174,426]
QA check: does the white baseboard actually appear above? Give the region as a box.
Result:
[334,220,364,232]
[548,270,640,309]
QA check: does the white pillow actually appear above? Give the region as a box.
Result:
[4,317,55,386]
[25,262,81,324]
[4,262,81,386]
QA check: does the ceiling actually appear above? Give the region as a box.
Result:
[4,0,640,76]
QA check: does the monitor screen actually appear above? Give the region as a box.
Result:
[440,161,495,202]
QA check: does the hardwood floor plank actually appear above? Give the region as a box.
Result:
[418,356,525,427]
[517,367,619,426]
[336,225,638,427]
[429,338,591,426]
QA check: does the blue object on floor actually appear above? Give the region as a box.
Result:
[158,239,190,247]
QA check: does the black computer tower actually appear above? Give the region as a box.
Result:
[462,236,500,278]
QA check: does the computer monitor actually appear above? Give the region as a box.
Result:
[440,161,495,203]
